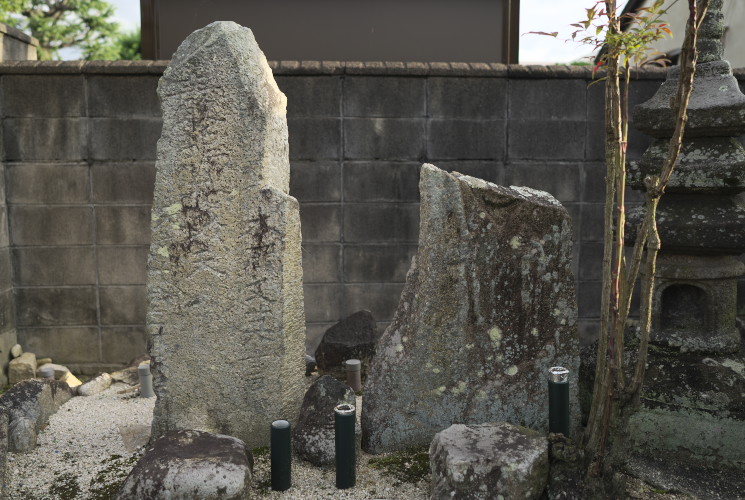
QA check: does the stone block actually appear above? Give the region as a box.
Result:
[6,163,89,204]
[1,75,85,117]
[101,327,148,364]
[97,246,148,285]
[509,120,586,160]
[275,76,340,117]
[87,75,160,116]
[287,117,341,160]
[89,118,161,161]
[289,161,341,201]
[116,430,253,500]
[18,327,99,364]
[15,287,97,326]
[577,281,602,319]
[342,161,420,202]
[343,244,417,283]
[344,118,425,160]
[8,206,92,245]
[510,79,586,120]
[343,76,425,117]
[433,160,503,185]
[428,77,507,118]
[579,242,604,281]
[580,203,605,242]
[0,249,11,290]
[342,283,404,323]
[95,206,152,245]
[504,162,582,203]
[13,247,96,285]
[427,119,506,160]
[302,244,341,283]
[303,284,343,323]
[582,163,606,202]
[430,422,549,500]
[99,286,147,325]
[343,204,419,243]
[0,288,14,335]
[299,204,341,242]
[3,118,85,161]
[8,352,36,385]
[91,162,156,203]
[0,209,7,247]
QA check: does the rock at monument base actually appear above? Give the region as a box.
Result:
[429,422,548,500]
[315,310,379,380]
[146,20,305,450]
[37,363,70,380]
[115,429,253,500]
[362,164,579,453]
[9,352,37,385]
[77,372,112,397]
[292,375,356,466]
[0,379,74,452]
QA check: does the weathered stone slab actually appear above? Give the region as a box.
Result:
[77,372,112,396]
[147,21,305,449]
[292,375,356,466]
[115,430,253,500]
[430,422,549,500]
[0,379,74,452]
[361,164,579,453]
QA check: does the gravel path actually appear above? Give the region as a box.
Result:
[5,383,430,499]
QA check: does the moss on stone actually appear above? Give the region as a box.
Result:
[368,447,431,484]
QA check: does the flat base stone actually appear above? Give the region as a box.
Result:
[115,430,253,500]
[430,422,548,500]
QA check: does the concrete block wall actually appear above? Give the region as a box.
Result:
[0,104,17,386]
[0,61,742,373]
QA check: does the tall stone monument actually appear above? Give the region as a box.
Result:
[362,164,579,454]
[147,22,305,449]
[626,0,745,466]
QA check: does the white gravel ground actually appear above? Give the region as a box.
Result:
[5,382,430,499]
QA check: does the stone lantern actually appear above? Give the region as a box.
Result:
[625,0,745,470]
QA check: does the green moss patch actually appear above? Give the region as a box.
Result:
[368,447,430,484]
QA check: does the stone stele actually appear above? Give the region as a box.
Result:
[361,164,579,453]
[147,21,305,449]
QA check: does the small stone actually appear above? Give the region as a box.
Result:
[37,363,70,380]
[292,375,356,466]
[115,429,253,500]
[60,371,82,389]
[430,422,549,500]
[10,344,23,358]
[36,357,52,366]
[9,353,37,386]
[77,373,112,397]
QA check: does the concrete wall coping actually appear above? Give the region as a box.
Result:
[0,22,39,47]
[0,60,743,80]
[0,60,686,79]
